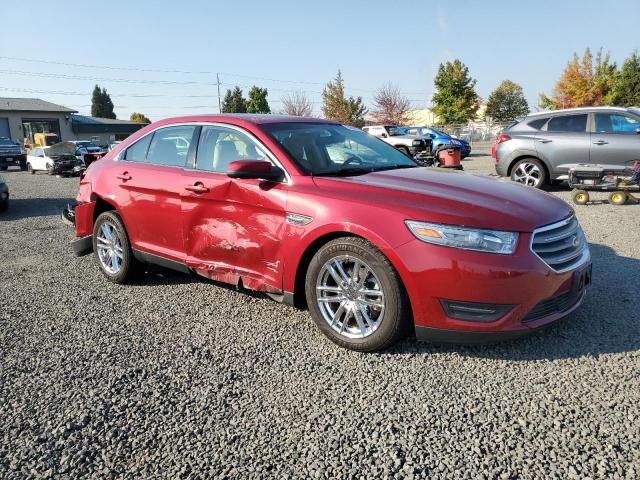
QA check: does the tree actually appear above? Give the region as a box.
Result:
[371,82,411,125]
[321,70,367,127]
[129,112,151,123]
[431,59,480,125]
[280,91,313,117]
[484,80,529,122]
[246,86,271,114]
[221,86,247,113]
[611,51,640,107]
[539,48,617,109]
[91,84,116,119]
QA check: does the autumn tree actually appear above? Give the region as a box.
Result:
[371,82,411,125]
[280,91,313,117]
[484,80,529,122]
[129,112,151,123]
[246,86,271,114]
[539,48,617,109]
[91,84,116,119]
[221,86,247,113]
[611,51,640,107]
[321,70,367,127]
[431,60,480,125]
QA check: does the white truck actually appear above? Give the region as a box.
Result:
[362,125,432,158]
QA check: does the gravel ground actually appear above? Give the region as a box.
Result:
[1,147,639,479]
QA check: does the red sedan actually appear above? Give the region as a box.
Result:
[71,115,591,351]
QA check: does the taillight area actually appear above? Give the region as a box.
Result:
[491,134,512,161]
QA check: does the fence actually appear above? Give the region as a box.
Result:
[435,121,512,144]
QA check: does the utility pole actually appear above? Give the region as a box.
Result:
[217,73,221,113]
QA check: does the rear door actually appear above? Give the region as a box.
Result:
[114,125,196,262]
[534,113,590,176]
[590,112,640,166]
[181,124,288,292]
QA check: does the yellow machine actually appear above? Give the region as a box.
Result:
[24,132,60,150]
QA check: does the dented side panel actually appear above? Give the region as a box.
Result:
[181,170,288,293]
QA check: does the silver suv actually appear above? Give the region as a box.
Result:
[494,107,640,188]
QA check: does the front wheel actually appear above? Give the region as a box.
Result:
[93,211,141,283]
[27,163,35,175]
[46,163,54,175]
[305,237,409,352]
[572,190,590,205]
[609,191,627,206]
[510,158,547,188]
[19,160,27,171]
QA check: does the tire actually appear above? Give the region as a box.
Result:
[27,163,35,175]
[46,163,54,175]
[19,160,27,171]
[305,237,409,352]
[510,157,547,188]
[0,198,7,213]
[0,166,7,171]
[572,190,589,205]
[92,211,142,284]
[397,146,411,158]
[609,191,627,206]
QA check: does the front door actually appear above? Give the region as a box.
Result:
[590,112,640,166]
[181,125,288,293]
[114,125,197,263]
[534,113,590,176]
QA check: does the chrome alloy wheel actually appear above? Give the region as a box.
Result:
[96,222,124,274]
[512,161,542,187]
[316,255,385,339]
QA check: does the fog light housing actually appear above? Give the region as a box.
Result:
[440,300,513,322]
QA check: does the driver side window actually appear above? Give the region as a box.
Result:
[195,126,269,173]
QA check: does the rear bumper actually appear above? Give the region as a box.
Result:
[0,154,26,166]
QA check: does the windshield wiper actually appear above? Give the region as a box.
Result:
[372,164,419,172]
[313,167,375,177]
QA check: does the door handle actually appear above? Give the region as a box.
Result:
[536,138,552,144]
[116,172,132,181]
[593,140,608,146]
[185,183,209,194]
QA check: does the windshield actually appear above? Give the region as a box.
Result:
[387,126,406,136]
[77,141,98,149]
[0,138,15,146]
[262,123,417,176]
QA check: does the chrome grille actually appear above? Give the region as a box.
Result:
[530,216,589,272]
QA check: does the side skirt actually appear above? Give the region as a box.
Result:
[132,249,191,274]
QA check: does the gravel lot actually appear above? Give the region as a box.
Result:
[1,146,639,479]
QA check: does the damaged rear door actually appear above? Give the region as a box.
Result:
[180,125,288,293]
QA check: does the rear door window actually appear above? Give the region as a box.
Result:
[546,114,588,133]
[124,134,152,162]
[146,126,196,167]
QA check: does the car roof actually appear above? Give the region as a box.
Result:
[148,114,338,127]
[525,106,632,118]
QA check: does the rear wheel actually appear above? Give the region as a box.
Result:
[0,166,7,171]
[27,163,35,175]
[609,191,627,206]
[572,190,590,205]
[93,211,142,284]
[305,237,409,352]
[510,158,547,188]
[46,163,54,175]
[19,160,27,171]
[0,197,8,213]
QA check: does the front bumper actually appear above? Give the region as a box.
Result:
[393,235,591,342]
[52,162,84,176]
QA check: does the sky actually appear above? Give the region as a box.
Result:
[1,0,638,121]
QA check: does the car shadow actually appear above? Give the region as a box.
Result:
[0,197,76,221]
[387,243,640,361]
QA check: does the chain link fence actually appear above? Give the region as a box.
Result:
[435,121,512,144]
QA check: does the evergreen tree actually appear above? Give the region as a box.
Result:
[611,51,640,107]
[246,86,271,114]
[431,60,480,125]
[91,84,116,119]
[221,86,247,113]
[321,70,367,126]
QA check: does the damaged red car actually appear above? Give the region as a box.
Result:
[70,115,591,351]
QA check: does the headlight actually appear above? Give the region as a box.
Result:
[405,221,519,254]
[411,139,423,146]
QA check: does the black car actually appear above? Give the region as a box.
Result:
[0,137,27,171]
[0,175,8,212]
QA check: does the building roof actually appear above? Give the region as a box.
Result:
[71,115,148,135]
[0,97,77,113]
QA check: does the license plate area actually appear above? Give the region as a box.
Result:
[572,263,592,296]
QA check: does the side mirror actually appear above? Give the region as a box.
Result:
[380,133,388,138]
[227,160,283,181]
[636,127,640,134]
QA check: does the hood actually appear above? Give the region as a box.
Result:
[312,168,573,233]
[47,142,77,156]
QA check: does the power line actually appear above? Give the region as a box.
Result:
[0,87,219,98]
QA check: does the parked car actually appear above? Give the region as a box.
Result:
[362,125,432,157]
[494,106,640,188]
[26,142,85,176]
[70,140,105,162]
[405,126,471,158]
[69,114,591,352]
[0,137,27,171]
[0,175,8,212]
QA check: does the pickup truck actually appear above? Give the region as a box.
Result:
[362,125,432,158]
[0,137,27,171]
